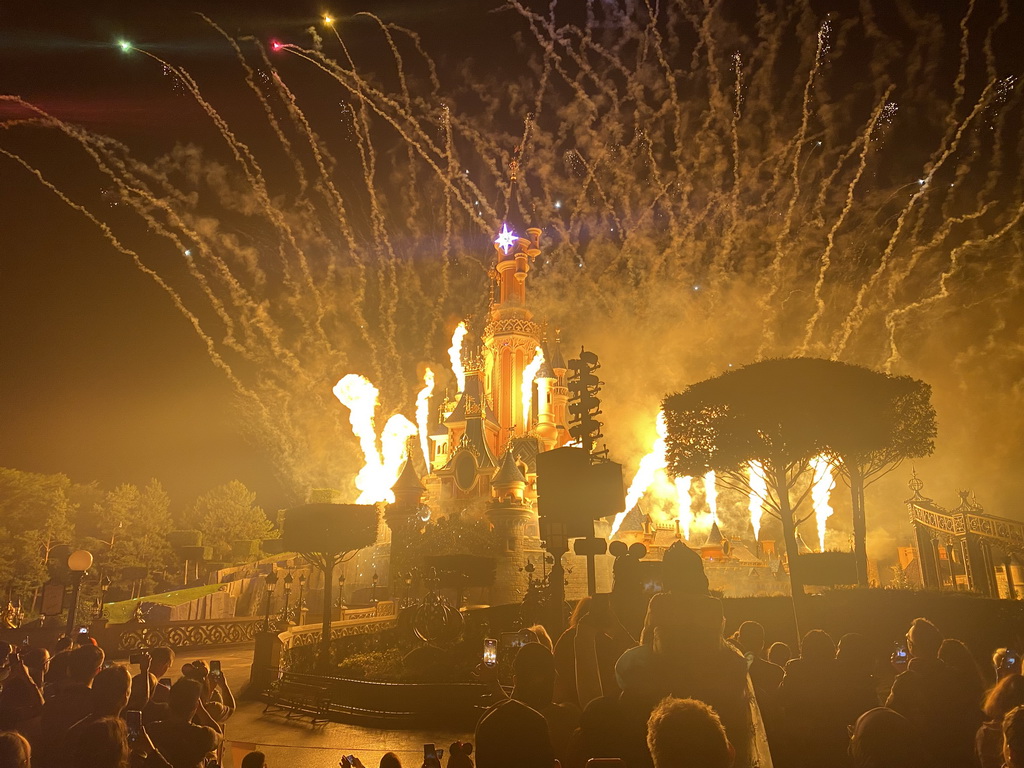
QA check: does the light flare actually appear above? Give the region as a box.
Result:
[675,476,693,540]
[448,321,468,394]
[612,411,667,536]
[810,455,836,551]
[415,367,435,470]
[704,470,718,524]
[332,374,415,504]
[521,346,544,433]
[748,460,768,540]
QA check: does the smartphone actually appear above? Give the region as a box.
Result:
[483,638,498,667]
[435,749,444,761]
[423,744,436,762]
[1007,650,1019,666]
[129,652,148,665]
[77,627,88,634]
[339,757,356,767]
[125,710,143,744]
[209,660,222,677]
[895,644,908,660]
[159,678,172,688]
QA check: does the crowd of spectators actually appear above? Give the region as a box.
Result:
[0,631,234,768]
[0,580,1020,768]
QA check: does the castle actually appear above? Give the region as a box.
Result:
[376,177,614,606]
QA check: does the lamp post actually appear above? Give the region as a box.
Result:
[336,572,346,617]
[65,550,93,635]
[263,571,278,632]
[297,573,307,624]
[371,571,379,605]
[282,573,294,623]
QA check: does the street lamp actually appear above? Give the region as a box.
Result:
[297,573,307,624]
[282,573,294,623]
[336,572,346,613]
[65,550,93,634]
[263,571,279,631]
[97,574,112,622]
[371,571,379,605]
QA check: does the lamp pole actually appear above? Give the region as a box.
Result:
[297,573,307,624]
[336,572,346,617]
[263,571,278,632]
[371,571,379,605]
[65,550,93,635]
[282,573,294,623]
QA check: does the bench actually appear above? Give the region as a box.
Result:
[263,675,331,725]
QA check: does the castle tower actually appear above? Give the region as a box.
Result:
[386,458,425,572]
[535,355,558,451]
[483,171,543,447]
[487,450,543,604]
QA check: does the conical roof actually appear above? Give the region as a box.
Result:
[703,521,724,546]
[492,451,526,486]
[545,331,567,372]
[392,459,424,493]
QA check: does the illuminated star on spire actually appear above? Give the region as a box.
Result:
[494,223,517,254]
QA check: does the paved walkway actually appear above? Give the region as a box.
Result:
[176,646,473,768]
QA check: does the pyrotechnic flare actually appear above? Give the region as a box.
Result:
[704,470,719,525]
[521,346,544,432]
[415,367,435,470]
[748,461,769,541]
[4,2,1023,504]
[449,322,468,395]
[810,455,836,552]
[332,374,415,504]
[675,476,693,540]
[612,411,668,536]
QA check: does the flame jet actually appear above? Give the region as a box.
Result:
[332,374,416,504]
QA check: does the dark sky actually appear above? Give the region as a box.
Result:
[1,0,1020,526]
[0,0,501,512]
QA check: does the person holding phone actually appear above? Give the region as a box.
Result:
[147,678,223,768]
[128,647,175,717]
[198,660,235,725]
[885,617,982,768]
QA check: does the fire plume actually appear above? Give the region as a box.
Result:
[448,322,468,394]
[332,374,416,504]
[521,346,545,433]
[415,367,435,470]
[810,454,836,551]
[612,410,668,536]
[748,460,768,540]
[675,476,693,539]
[704,470,719,524]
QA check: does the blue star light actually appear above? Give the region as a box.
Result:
[494,223,517,254]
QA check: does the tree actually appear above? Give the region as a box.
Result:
[281,503,378,673]
[85,480,176,597]
[0,468,76,605]
[663,358,936,626]
[826,375,936,586]
[180,481,275,564]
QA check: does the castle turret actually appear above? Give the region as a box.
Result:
[535,356,558,451]
[486,450,540,605]
[386,459,425,571]
[483,169,543,447]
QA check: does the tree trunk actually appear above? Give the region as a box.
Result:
[774,463,805,639]
[318,557,335,675]
[849,464,869,587]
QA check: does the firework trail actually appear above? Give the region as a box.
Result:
[3,0,1023,511]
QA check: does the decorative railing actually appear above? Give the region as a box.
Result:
[102,617,264,652]
[276,601,398,672]
[909,499,1024,554]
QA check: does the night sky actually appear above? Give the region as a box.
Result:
[1,0,1023,538]
[0,0,499,511]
